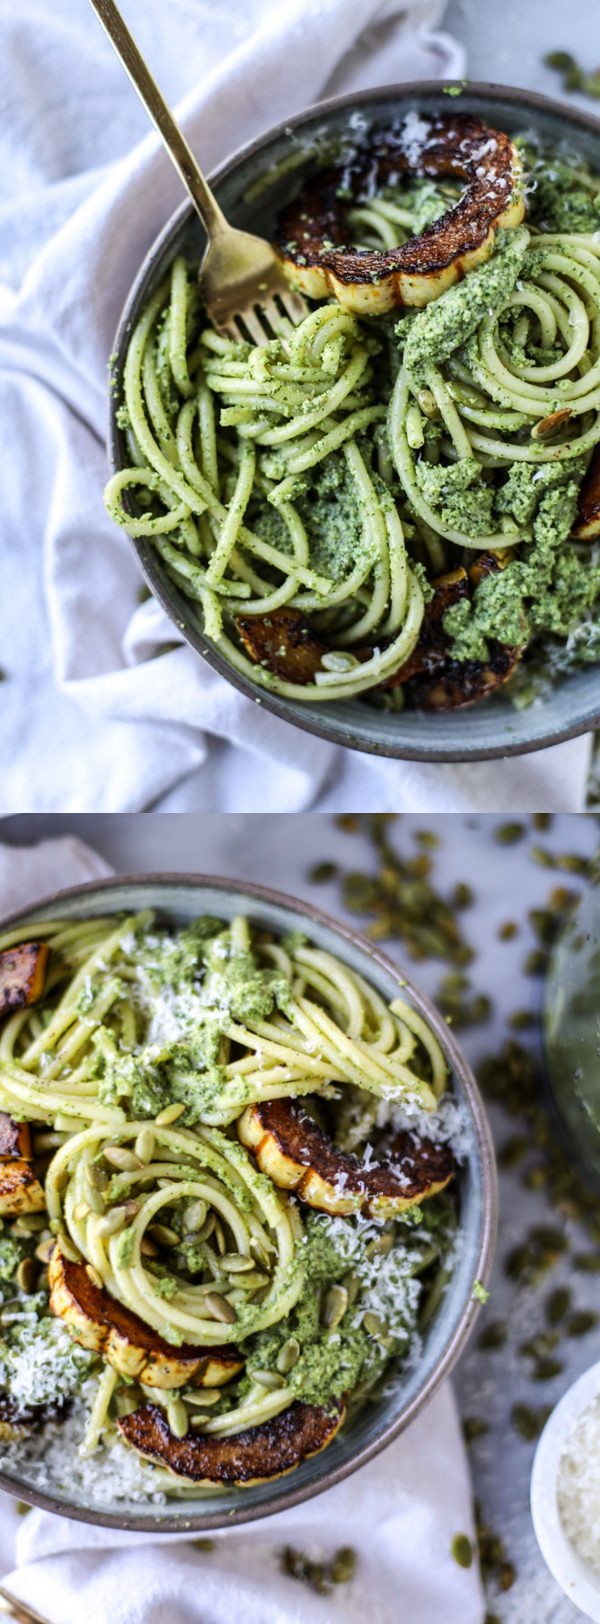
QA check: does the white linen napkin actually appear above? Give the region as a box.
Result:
[2,0,587,814]
[0,836,484,1623]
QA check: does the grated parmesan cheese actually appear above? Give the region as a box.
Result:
[557,1392,600,1575]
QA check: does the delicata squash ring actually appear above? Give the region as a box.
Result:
[277,113,525,314]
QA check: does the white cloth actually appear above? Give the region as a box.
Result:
[0,835,483,1623]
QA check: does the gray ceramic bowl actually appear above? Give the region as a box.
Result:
[0,874,495,1531]
[109,82,600,763]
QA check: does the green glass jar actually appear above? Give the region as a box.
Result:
[544,861,600,1188]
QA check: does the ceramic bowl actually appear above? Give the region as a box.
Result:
[0,873,495,1531]
[109,82,600,763]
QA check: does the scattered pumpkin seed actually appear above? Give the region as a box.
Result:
[309,862,338,883]
[148,1223,180,1249]
[140,1237,159,1258]
[498,920,518,940]
[220,1254,255,1274]
[87,1162,110,1191]
[277,1337,301,1375]
[322,1284,348,1329]
[73,1201,91,1223]
[463,1417,489,1442]
[84,1183,106,1216]
[252,1370,285,1391]
[167,1398,188,1439]
[135,1128,156,1165]
[86,1264,104,1290]
[16,1257,38,1294]
[511,1402,552,1442]
[35,1237,55,1264]
[96,1205,132,1239]
[103,1146,142,1173]
[183,1201,207,1234]
[545,1286,572,1325]
[155,1102,186,1127]
[451,1534,473,1569]
[203,1292,237,1324]
[566,1309,599,1337]
[57,1232,81,1263]
[494,823,525,845]
[330,1546,357,1583]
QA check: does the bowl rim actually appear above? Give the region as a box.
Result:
[0,870,497,1532]
[531,1357,600,1619]
[108,79,600,764]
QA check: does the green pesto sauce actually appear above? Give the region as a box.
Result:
[443,462,600,659]
[93,918,294,1125]
[398,226,530,386]
[524,153,600,233]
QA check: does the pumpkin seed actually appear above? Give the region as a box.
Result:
[103,1146,142,1172]
[84,1183,106,1216]
[86,1264,104,1290]
[49,1168,69,1192]
[57,1232,81,1263]
[220,1254,255,1274]
[253,1370,285,1391]
[186,1390,221,1408]
[183,1200,207,1234]
[204,1247,223,1281]
[141,1237,159,1258]
[277,1337,300,1375]
[451,1534,473,1570]
[365,1231,393,1259]
[12,1214,46,1235]
[203,1292,237,1324]
[16,1257,38,1294]
[236,1270,269,1291]
[148,1223,180,1249]
[167,1398,188,1439]
[155,1103,186,1127]
[135,1128,156,1165]
[35,1237,55,1264]
[341,1271,361,1307]
[87,1163,109,1191]
[96,1205,131,1238]
[363,1310,389,1342]
[322,1284,348,1330]
[73,1201,91,1222]
[330,1546,357,1584]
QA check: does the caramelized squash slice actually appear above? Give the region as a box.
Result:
[277,114,524,315]
[0,1113,33,1160]
[48,1248,243,1390]
[0,942,49,1018]
[236,608,325,684]
[0,1159,45,1216]
[235,556,522,711]
[118,1397,346,1484]
[238,1099,455,1218]
[572,446,600,540]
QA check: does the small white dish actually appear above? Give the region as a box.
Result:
[531,1359,600,1621]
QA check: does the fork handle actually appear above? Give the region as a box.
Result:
[88,0,230,243]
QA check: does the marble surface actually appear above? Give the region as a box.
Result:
[1,811,599,1621]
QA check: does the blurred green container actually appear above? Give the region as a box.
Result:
[544,861,600,1188]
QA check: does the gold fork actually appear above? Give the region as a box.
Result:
[88,0,309,344]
